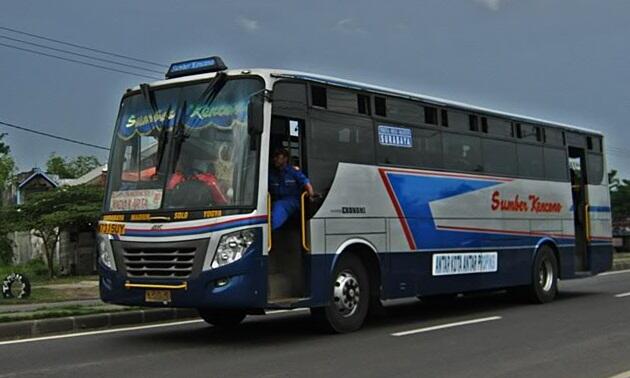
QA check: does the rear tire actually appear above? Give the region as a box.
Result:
[197,309,246,328]
[527,245,558,303]
[311,254,369,333]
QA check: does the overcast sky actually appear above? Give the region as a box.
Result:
[1,0,629,177]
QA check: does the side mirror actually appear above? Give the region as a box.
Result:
[247,94,264,135]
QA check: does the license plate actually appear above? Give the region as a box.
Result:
[98,222,126,235]
[145,290,171,303]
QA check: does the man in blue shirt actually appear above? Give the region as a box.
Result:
[268,148,316,230]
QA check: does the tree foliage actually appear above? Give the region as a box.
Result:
[46,153,102,179]
[0,133,16,265]
[0,133,15,194]
[7,185,104,277]
[609,170,630,225]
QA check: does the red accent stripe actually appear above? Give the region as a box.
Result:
[436,224,575,239]
[125,214,268,233]
[378,168,416,250]
[381,167,513,182]
[590,236,613,241]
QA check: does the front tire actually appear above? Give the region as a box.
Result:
[528,245,558,303]
[311,254,369,333]
[197,309,246,328]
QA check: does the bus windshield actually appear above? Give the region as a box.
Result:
[105,77,264,212]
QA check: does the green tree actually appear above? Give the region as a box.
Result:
[609,170,630,225]
[0,133,16,195]
[0,133,16,265]
[46,153,101,179]
[8,185,104,277]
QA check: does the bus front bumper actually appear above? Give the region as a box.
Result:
[98,253,268,310]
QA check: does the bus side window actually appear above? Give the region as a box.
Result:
[442,132,483,172]
[307,112,375,192]
[544,147,569,181]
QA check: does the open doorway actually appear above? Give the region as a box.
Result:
[267,116,309,302]
[568,146,589,271]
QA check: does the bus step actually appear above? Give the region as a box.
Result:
[267,297,310,308]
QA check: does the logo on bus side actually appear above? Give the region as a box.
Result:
[331,206,367,214]
[491,191,562,213]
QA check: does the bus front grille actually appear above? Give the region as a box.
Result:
[114,239,208,279]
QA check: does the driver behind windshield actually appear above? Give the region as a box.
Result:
[166,140,229,206]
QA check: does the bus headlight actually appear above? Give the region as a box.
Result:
[97,233,117,271]
[212,229,256,269]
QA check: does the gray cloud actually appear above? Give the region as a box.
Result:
[475,0,506,11]
[334,18,367,34]
[237,16,259,31]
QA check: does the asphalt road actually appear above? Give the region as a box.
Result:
[2,271,630,378]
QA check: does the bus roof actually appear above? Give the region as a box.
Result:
[267,70,603,136]
[137,68,603,136]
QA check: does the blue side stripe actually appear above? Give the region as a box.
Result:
[589,206,611,213]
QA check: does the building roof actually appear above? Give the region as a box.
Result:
[60,164,107,186]
[17,168,59,189]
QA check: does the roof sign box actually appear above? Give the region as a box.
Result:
[165,56,227,79]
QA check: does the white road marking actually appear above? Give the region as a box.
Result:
[614,292,630,298]
[391,316,502,337]
[0,319,204,346]
[0,308,304,347]
[599,269,630,276]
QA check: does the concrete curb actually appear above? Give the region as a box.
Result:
[613,259,630,271]
[0,308,198,341]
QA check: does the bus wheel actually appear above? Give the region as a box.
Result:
[528,245,558,304]
[311,254,369,333]
[197,309,246,328]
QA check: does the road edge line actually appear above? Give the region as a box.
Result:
[391,316,502,337]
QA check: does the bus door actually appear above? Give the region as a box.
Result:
[568,146,589,271]
[267,115,309,302]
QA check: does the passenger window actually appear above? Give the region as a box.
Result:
[517,144,544,178]
[520,124,541,142]
[386,98,422,123]
[376,125,442,169]
[469,115,479,132]
[544,128,564,146]
[357,94,371,115]
[482,139,517,175]
[442,133,483,172]
[566,132,586,147]
[440,109,449,127]
[308,113,375,192]
[327,88,356,114]
[309,114,375,164]
[593,136,602,152]
[486,117,512,138]
[448,110,469,132]
[311,85,327,108]
[481,117,488,133]
[375,96,387,117]
[544,147,568,181]
[587,153,604,185]
[424,106,438,125]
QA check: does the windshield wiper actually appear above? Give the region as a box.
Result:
[198,72,227,104]
[169,73,228,171]
[140,83,172,175]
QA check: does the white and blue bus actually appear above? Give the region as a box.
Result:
[98,57,612,332]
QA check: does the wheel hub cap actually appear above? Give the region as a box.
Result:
[333,271,360,318]
[539,259,554,292]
